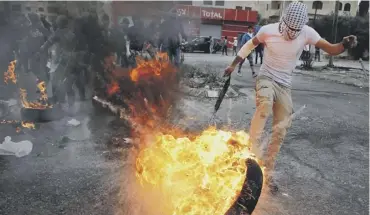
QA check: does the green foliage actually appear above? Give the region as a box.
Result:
[310,14,369,59]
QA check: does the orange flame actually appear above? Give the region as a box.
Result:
[1,120,36,131]
[4,60,17,84]
[20,88,52,109]
[37,80,48,102]
[130,53,174,82]
[107,81,120,96]
[21,121,35,129]
[3,60,52,109]
[135,128,262,215]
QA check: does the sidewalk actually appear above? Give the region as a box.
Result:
[296,59,369,70]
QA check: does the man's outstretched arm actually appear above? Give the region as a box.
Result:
[315,35,357,56]
[224,37,260,76]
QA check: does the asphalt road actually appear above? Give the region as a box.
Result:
[0,53,368,215]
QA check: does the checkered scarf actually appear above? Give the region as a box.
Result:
[279,2,309,40]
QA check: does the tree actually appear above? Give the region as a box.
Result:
[359,0,369,17]
[310,13,369,60]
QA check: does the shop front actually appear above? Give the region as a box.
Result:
[175,5,258,46]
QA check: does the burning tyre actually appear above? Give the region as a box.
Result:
[135,129,264,215]
[225,158,263,215]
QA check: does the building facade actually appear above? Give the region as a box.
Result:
[187,1,359,20]
[175,3,258,40]
[6,1,101,23]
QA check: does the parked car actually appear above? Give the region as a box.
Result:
[183,36,221,53]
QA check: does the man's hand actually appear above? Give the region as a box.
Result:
[342,35,358,49]
[224,65,235,77]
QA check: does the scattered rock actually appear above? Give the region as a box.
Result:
[67,119,81,126]
[207,90,219,98]
[188,77,206,88]
[300,117,309,121]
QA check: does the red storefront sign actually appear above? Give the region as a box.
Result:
[200,7,224,20]
[175,5,257,23]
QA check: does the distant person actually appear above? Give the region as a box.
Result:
[119,18,131,67]
[315,46,320,61]
[232,37,238,56]
[39,15,76,106]
[221,36,228,56]
[255,43,263,64]
[158,15,186,67]
[24,13,51,83]
[237,26,256,77]
[209,36,213,54]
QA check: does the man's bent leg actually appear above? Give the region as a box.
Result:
[249,77,275,157]
[264,83,293,173]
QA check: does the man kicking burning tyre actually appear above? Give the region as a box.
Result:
[223,2,357,193]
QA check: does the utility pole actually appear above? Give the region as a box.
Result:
[328,0,339,67]
[313,6,318,27]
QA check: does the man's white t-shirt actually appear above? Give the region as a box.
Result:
[255,23,321,87]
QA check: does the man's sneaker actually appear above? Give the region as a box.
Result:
[237,71,242,77]
[266,176,279,195]
[252,72,257,78]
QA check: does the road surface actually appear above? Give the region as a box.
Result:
[0,53,368,215]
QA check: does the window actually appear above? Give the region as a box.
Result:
[338,2,343,10]
[344,3,351,11]
[266,4,269,10]
[236,6,242,10]
[271,1,280,10]
[215,0,224,6]
[38,7,44,12]
[245,7,251,10]
[47,6,58,13]
[203,0,212,5]
[178,1,192,5]
[26,7,31,11]
[312,1,323,10]
[11,4,21,11]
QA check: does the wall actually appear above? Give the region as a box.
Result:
[306,1,358,17]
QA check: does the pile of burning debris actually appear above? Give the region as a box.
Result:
[2,60,47,132]
[3,60,61,127]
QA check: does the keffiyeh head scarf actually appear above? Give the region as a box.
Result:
[279,2,309,40]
